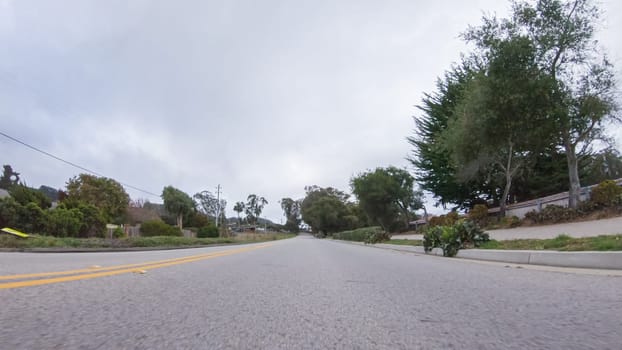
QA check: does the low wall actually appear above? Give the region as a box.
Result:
[488,178,622,218]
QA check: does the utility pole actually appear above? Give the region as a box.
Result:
[215,184,222,227]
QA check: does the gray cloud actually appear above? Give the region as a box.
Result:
[1,0,621,221]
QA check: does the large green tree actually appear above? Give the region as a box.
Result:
[66,174,130,223]
[465,0,619,208]
[444,36,556,216]
[407,64,494,209]
[300,186,357,236]
[280,197,301,233]
[161,186,195,230]
[351,167,420,231]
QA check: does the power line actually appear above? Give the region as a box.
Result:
[0,130,161,198]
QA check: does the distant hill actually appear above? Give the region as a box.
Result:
[225,217,277,226]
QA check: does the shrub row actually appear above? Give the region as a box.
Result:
[0,197,106,237]
[332,226,390,244]
[139,220,181,237]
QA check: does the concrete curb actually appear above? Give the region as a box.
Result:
[455,249,622,270]
[335,240,622,270]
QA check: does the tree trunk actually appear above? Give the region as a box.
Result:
[565,141,581,209]
[499,142,515,218]
[499,172,512,218]
[177,214,183,230]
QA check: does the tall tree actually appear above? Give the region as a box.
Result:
[161,186,195,230]
[280,197,301,233]
[465,0,619,208]
[245,194,268,226]
[193,191,226,221]
[444,35,556,216]
[351,167,419,231]
[65,174,130,223]
[407,64,494,209]
[233,201,245,227]
[300,186,356,236]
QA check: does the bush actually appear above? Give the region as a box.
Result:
[428,211,461,227]
[140,220,181,237]
[365,230,391,244]
[197,224,219,238]
[423,220,489,257]
[45,207,83,237]
[75,203,106,237]
[423,226,442,252]
[112,227,125,238]
[524,205,578,224]
[20,202,48,233]
[591,180,622,207]
[500,215,521,228]
[468,204,489,226]
[0,197,21,228]
[332,227,385,242]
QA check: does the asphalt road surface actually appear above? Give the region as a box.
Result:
[1,235,621,349]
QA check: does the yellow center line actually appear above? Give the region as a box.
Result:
[0,245,266,281]
[0,244,272,289]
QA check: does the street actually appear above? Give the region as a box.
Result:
[1,235,621,349]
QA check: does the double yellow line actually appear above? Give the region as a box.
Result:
[0,244,272,290]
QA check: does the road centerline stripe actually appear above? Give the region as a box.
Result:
[0,244,272,289]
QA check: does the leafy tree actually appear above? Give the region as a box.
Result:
[65,174,130,223]
[408,64,494,209]
[233,201,245,226]
[465,0,619,208]
[0,165,20,190]
[300,186,354,236]
[280,197,301,233]
[193,191,226,222]
[245,194,268,226]
[8,184,52,209]
[582,148,622,185]
[444,35,556,216]
[161,186,195,230]
[351,167,420,231]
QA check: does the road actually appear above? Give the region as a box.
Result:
[1,235,621,349]
[392,216,622,241]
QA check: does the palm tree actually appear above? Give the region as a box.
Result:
[233,201,245,228]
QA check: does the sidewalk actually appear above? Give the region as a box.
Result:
[370,242,622,270]
[391,216,622,241]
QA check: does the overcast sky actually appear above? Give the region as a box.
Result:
[1,0,621,223]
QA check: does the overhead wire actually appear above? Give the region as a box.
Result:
[0,130,161,198]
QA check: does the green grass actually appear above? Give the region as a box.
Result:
[479,234,622,251]
[383,239,423,246]
[0,233,295,250]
